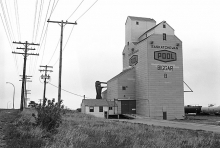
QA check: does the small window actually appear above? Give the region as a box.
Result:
[127,42,129,45]
[109,107,112,110]
[99,106,103,112]
[122,86,126,90]
[163,24,166,28]
[136,21,139,25]
[89,106,94,112]
[163,33,166,40]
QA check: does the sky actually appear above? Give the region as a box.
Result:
[0,0,220,109]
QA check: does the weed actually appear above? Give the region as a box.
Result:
[33,98,64,132]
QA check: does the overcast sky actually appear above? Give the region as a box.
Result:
[1,0,220,109]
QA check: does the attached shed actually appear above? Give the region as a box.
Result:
[81,99,118,118]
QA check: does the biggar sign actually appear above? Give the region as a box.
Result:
[154,50,176,63]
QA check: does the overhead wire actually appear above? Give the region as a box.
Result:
[52,25,75,66]
[76,0,98,22]
[34,0,44,42]
[0,0,13,42]
[0,13,20,76]
[49,0,60,19]
[32,0,38,42]
[14,0,21,40]
[31,0,51,76]
[4,0,16,41]
[47,37,60,65]
[32,0,55,77]
[40,28,49,65]
[66,0,84,21]
[52,0,99,66]
[48,82,86,98]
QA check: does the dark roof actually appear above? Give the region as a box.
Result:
[82,99,117,107]
[108,67,134,82]
[126,16,156,24]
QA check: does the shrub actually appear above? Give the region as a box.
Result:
[33,98,64,132]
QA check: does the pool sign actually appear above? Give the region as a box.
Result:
[154,50,176,63]
[129,55,138,66]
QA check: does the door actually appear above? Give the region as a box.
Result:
[121,100,136,114]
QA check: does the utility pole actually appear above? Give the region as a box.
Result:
[19,75,32,109]
[47,20,77,107]
[39,65,53,106]
[13,41,39,111]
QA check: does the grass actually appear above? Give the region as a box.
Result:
[4,109,46,148]
[45,111,220,148]
[4,109,220,148]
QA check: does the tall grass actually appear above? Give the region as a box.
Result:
[45,111,220,148]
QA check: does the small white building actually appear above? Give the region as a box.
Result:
[81,99,118,118]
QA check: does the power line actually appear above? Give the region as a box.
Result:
[47,37,60,65]
[49,0,60,19]
[67,0,85,21]
[76,0,98,21]
[0,0,13,42]
[40,28,49,65]
[4,0,16,41]
[0,13,19,76]
[52,25,75,66]
[38,0,52,45]
[34,0,44,42]
[32,0,38,42]
[48,82,85,98]
[14,0,21,40]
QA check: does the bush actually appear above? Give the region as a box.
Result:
[33,98,64,132]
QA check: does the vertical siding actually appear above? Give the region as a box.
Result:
[107,79,118,101]
[117,68,135,99]
[147,34,184,119]
[134,41,149,116]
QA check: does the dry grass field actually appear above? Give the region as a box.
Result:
[45,111,220,148]
[2,109,220,148]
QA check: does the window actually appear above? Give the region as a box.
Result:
[163,33,166,40]
[109,107,113,110]
[163,24,166,28]
[89,106,94,112]
[122,86,127,90]
[99,106,103,112]
[136,21,139,25]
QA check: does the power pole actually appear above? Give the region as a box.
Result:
[19,75,32,109]
[39,65,53,106]
[13,41,39,111]
[47,20,77,106]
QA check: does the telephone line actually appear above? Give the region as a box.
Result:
[52,25,75,66]
[0,13,20,76]
[32,0,38,42]
[0,0,13,42]
[14,0,21,40]
[67,0,85,21]
[34,0,44,42]
[48,37,60,65]
[4,0,16,41]
[49,0,60,19]
[76,0,98,21]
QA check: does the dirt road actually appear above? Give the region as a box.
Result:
[0,109,19,148]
